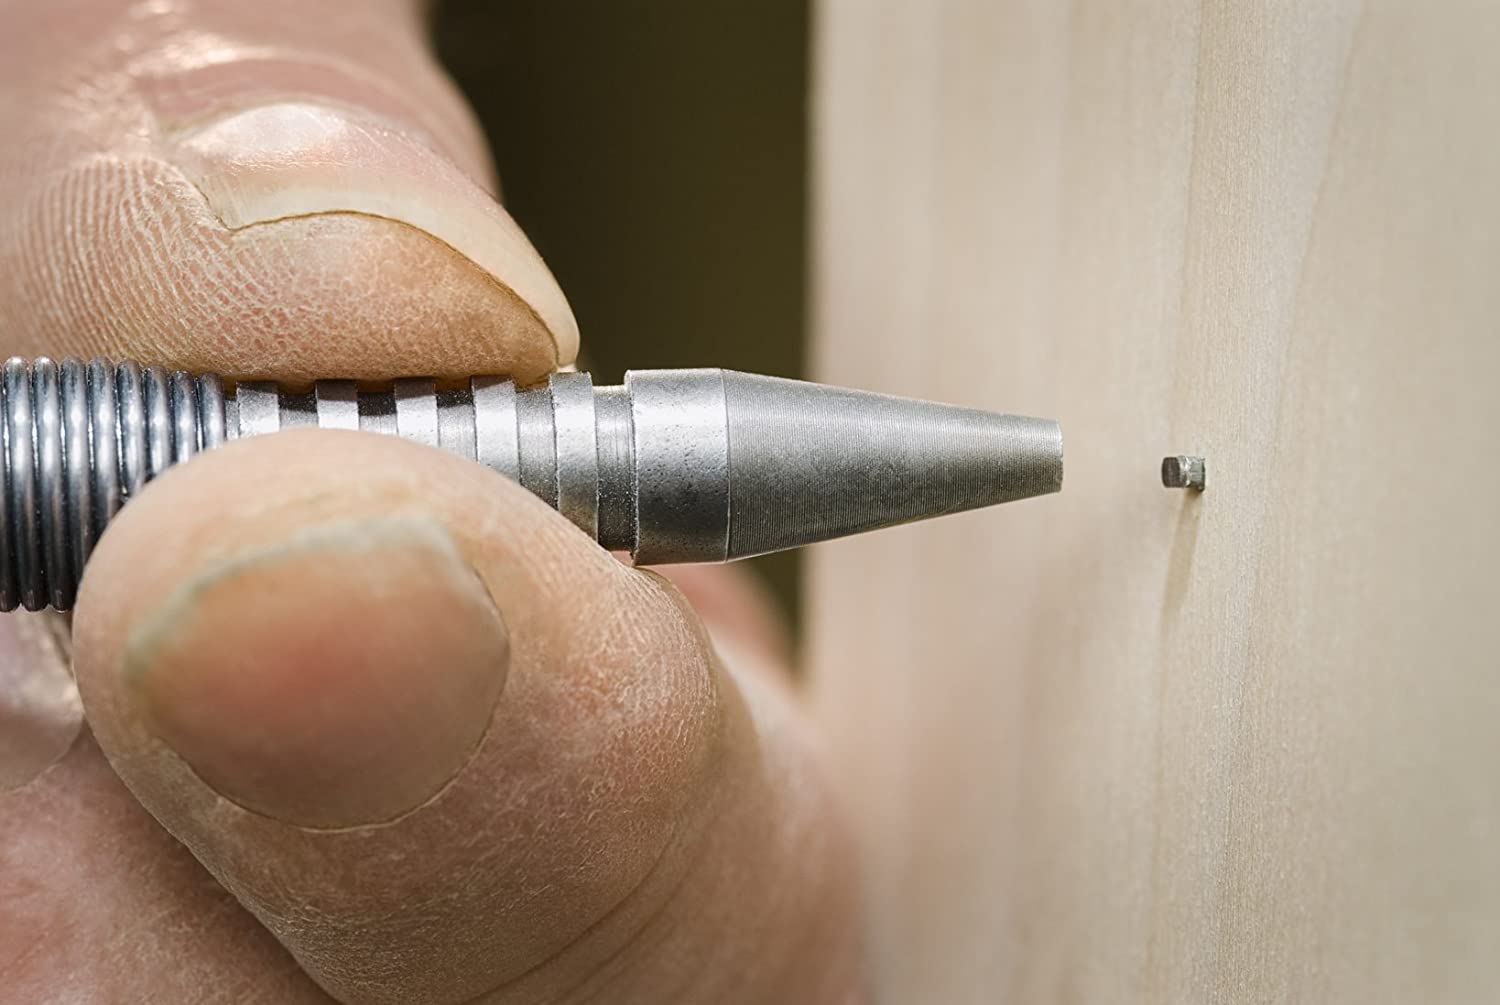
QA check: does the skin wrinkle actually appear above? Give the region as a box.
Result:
[557,660,858,1005]
[0,733,335,1002]
[521,626,759,1005]
[540,782,733,1005]
[443,820,688,1005]
[0,729,87,797]
[43,613,75,662]
[2,930,52,978]
[441,652,735,1005]
[0,613,85,794]
[358,606,711,990]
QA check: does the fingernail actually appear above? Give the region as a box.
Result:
[165,100,578,365]
[124,516,508,828]
[0,613,82,793]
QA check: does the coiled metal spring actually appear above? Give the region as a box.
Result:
[0,357,226,612]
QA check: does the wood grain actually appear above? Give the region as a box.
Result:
[808,3,1500,1001]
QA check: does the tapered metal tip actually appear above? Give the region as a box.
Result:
[719,372,1063,559]
[982,412,1066,500]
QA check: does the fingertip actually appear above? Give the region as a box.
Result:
[0,613,81,794]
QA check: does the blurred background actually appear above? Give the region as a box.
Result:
[433,0,810,623]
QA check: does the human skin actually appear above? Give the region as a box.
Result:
[0,2,860,1002]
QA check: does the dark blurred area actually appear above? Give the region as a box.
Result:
[432,0,809,624]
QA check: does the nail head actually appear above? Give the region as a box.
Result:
[1161,455,1206,491]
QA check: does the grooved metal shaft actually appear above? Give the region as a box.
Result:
[0,357,1064,612]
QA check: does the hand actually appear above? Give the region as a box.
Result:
[0,2,860,1002]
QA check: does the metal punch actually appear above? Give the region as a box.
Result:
[0,357,1064,612]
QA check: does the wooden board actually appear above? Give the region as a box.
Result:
[807,3,1500,1001]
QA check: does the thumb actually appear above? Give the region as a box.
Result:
[72,429,861,1004]
[0,0,574,383]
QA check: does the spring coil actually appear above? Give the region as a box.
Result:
[0,358,226,612]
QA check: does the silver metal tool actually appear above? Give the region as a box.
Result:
[0,357,1064,612]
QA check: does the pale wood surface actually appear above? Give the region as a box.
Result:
[807,3,1500,1001]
